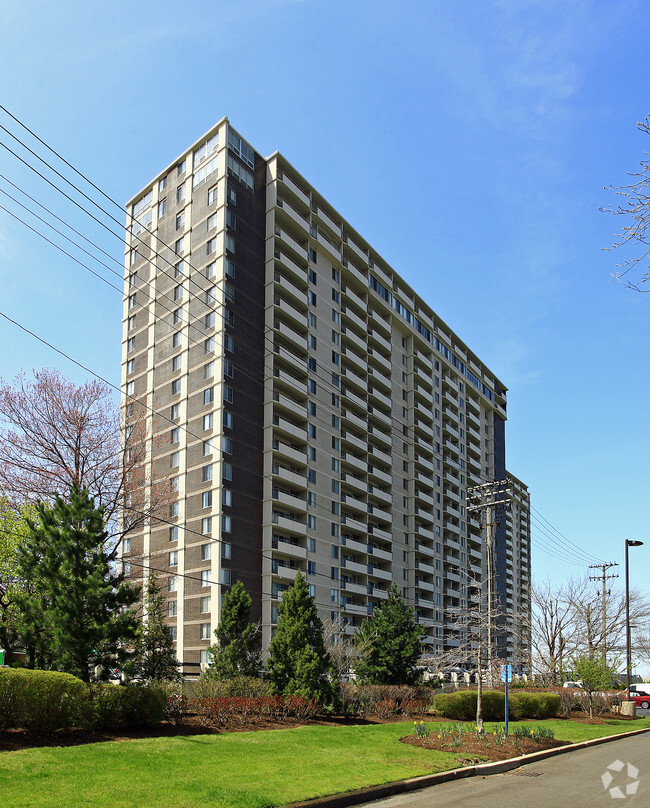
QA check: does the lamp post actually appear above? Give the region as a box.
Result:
[625,539,644,702]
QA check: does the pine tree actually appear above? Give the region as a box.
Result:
[266,572,332,704]
[133,572,179,682]
[15,484,138,681]
[205,580,261,679]
[354,584,426,685]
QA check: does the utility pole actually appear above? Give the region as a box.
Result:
[467,479,510,685]
[588,562,619,662]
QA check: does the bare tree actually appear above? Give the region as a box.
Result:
[602,116,650,291]
[530,578,584,683]
[322,616,375,681]
[0,369,160,541]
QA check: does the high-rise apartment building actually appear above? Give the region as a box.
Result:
[121,118,531,672]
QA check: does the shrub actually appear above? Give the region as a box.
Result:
[0,668,86,731]
[193,694,319,726]
[433,691,506,721]
[85,683,167,730]
[193,675,274,702]
[509,691,560,720]
[338,684,431,716]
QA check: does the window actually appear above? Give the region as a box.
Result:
[205,312,215,328]
[170,625,178,641]
[126,381,135,396]
[228,131,255,167]
[176,211,185,230]
[172,308,182,324]
[202,439,213,456]
[126,359,135,375]
[222,462,232,480]
[331,330,339,345]
[193,156,218,188]
[201,543,212,561]
[170,403,180,420]
[225,283,235,303]
[169,576,178,592]
[194,134,218,165]
[222,436,232,454]
[176,183,186,204]
[169,501,179,517]
[206,263,216,281]
[204,336,214,354]
[177,159,186,175]
[309,291,316,306]
[174,236,184,254]
[308,334,317,349]
[168,600,177,617]
[202,490,212,509]
[129,249,138,267]
[128,293,136,310]
[201,570,210,587]
[171,379,181,395]
[309,247,317,263]
[332,289,339,303]
[308,357,317,371]
[127,337,135,352]
[123,537,131,553]
[308,267,317,284]
[200,596,211,613]
[201,517,212,535]
[222,488,232,507]
[171,355,181,372]
[224,360,233,378]
[332,267,340,283]
[223,385,233,403]
[307,561,316,575]
[203,387,214,405]
[172,332,182,348]
[202,464,213,482]
[200,623,211,640]
[227,186,236,204]
[220,568,231,586]
[208,185,217,205]
[224,334,234,352]
[159,176,167,192]
[122,561,131,576]
[203,413,213,431]
[332,309,339,324]
[173,284,183,301]
[226,260,236,278]
[307,515,316,530]
[308,312,317,327]
[308,424,316,438]
[206,237,216,255]
[170,476,179,492]
[308,446,316,461]
[221,542,231,559]
[169,550,178,567]
[332,351,339,365]
[308,537,316,553]
[170,427,180,444]
[169,525,178,542]
[226,235,235,253]
[221,515,231,533]
[157,197,166,219]
[207,213,217,230]
[226,211,236,229]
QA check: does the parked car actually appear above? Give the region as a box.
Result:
[562,680,583,689]
[631,693,650,710]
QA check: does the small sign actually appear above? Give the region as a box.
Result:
[501,664,512,683]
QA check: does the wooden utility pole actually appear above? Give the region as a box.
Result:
[588,562,619,661]
[467,479,510,685]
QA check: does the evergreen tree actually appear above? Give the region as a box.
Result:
[15,484,138,681]
[266,572,332,704]
[205,580,261,679]
[354,584,426,685]
[132,572,179,682]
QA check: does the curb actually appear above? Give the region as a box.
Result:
[288,727,650,808]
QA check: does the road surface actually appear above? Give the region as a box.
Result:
[354,732,650,808]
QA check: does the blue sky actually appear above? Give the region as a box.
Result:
[1,0,649,641]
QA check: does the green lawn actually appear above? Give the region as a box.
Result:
[1,717,649,808]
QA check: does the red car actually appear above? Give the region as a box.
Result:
[631,693,650,709]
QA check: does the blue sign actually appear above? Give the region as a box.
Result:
[501,664,512,683]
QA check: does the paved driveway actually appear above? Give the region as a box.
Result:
[354,732,650,808]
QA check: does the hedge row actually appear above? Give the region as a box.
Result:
[195,695,320,726]
[339,684,431,716]
[432,690,560,721]
[0,668,166,732]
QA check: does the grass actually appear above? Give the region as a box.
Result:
[1,717,649,808]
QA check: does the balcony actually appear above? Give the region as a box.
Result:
[343,285,367,313]
[341,387,367,412]
[273,295,307,328]
[272,536,307,559]
[342,408,367,431]
[415,578,435,593]
[273,267,307,302]
[273,489,307,512]
[341,431,367,452]
[341,348,368,376]
[340,492,367,513]
[368,525,391,542]
[343,235,369,264]
[368,405,391,428]
[340,515,368,534]
[273,366,306,397]
[341,473,366,494]
[341,306,366,334]
[368,544,392,562]
[274,226,308,261]
[342,558,368,576]
[272,513,307,536]
[415,524,436,541]
[341,535,368,554]
[415,541,435,558]
[368,386,392,410]
[278,171,310,207]
[341,367,368,393]
[368,565,392,581]
[273,415,308,442]
[272,464,308,488]
[341,452,367,473]
[276,198,310,235]
[367,466,392,485]
[273,441,307,465]
[273,319,307,352]
[367,328,391,356]
[368,504,391,522]
[341,580,367,596]
[368,486,392,506]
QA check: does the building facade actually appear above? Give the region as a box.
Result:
[120,118,531,672]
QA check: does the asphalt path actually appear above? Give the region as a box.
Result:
[353,731,650,808]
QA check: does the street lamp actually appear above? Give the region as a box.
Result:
[625,539,644,702]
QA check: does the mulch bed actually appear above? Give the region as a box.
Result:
[401,732,570,763]
[0,710,630,754]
